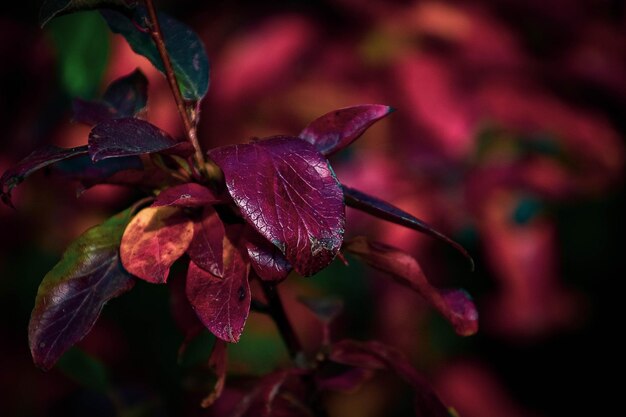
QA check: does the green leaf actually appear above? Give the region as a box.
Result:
[29,206,138,370]
[57,347,110,392]
[40,0,135,27]
[47,11,111,99]
[101,6,210,100]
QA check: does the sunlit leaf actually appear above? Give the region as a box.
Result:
[101,6,210,100]
[330,339,451,417]
[209,136,345,276]
[120,206,194,284]
[88,118,180,161]
[186,232,251,343]
[343,185,474,270]
[73,68,148,125]
[344,237,478,336]
[1,145,88,206]
[29,206,137,370]
[299,104,394,156]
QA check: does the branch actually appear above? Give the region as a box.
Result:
[144,0,206,174]
[259,279,302,359]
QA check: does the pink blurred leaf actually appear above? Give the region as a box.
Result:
[187,207,226,277]
[316,366,374,393]
[208,136,345,276]
[186,233,251,343]
[120,206,194,284]
[299,104,394,156]
[330,339,451,417]
[344,237,478,336]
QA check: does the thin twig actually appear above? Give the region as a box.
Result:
[144,0,206,174]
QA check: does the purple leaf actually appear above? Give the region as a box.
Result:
[343,185,474,270]
[244,226,292,282]
[299,105,394,156]
[1,145,88,205]
[120,206,194,284]
[29,207,137,370]
[187,207,226,277]
[153,183,221,208]
[202,339,228,408]
[88,118,181,162]
[208,136,345,276]
[344,237,478,336]
[330,339,451,417]
[186,232,251,343]
[73,68,148,126]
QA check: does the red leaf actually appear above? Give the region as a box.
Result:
[187,207,226,277]
[153,183,221,208]
[186,233,251,343]
[330,339,451,417]
[208,136,345,276]
[343,185,474,270]
[120,206,194,283]
[244,226,292,282]
[299,104,394,156]
[344,237,478,336]
[201,339,228,408]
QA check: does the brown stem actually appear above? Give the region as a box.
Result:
[259,279,302,359]
[144,0,206,174]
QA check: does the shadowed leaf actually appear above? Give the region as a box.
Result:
[209,136,345,276]
[201,339,228,408]
[316,366,374,393]
[1,145,88,206]
[39,0,135,27]
[73,68,148,125]
[343,185,474,270]
[232,369,311,417]
[28,207,137,370]
[186,232,251,343]
[120,206,194,283]
[330,339,451,417]
[88,118,180,161]
[187,207,225,277]
[101,6,210,100]
[244,226,292,282]
[344,237,478,336]
[299,104,394,156]
[154,183,221,208]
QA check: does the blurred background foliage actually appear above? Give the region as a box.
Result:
[1,0,624,416]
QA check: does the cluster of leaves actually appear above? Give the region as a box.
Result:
[1,0,478,415]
